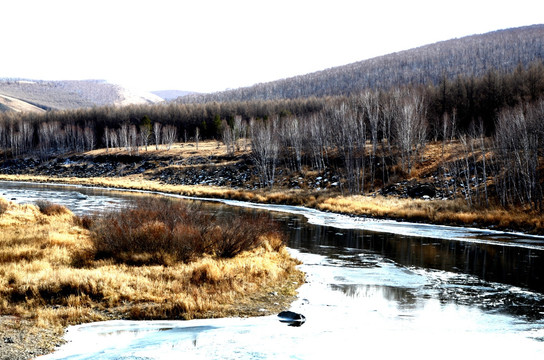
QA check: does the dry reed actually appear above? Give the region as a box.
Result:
[0,197,304,334]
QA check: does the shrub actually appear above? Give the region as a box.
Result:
[73,215,94,229]
[35,200,70,216]
[0,197,8,215]
[88,197,285,265]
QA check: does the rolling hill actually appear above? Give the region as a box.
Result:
[151,90,197,101]
[0,79,163,113]
[178,24,544,103]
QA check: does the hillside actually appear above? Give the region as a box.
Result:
[178,24,544,103]
[0,79,163,112]
[151,90,197,101]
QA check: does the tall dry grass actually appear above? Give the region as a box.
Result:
[0,197,303,332]
[318,194,544,232]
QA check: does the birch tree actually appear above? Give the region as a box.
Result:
[153,122,162,150]
[250,117,280,187]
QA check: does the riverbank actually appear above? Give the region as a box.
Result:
[1,140,543,234]
[1,170,543,235]
[0,197,304,360]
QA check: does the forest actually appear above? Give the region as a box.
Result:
[1,60,544,211]
[179,24,544,103]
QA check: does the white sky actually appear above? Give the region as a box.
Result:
[0,0,542,93]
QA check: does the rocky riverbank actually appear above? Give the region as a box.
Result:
[0,151,450,201]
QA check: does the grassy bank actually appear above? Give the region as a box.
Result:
[0,197,304,358]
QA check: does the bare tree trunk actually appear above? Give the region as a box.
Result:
[222,119,234,155]
[153,122,162,150]
[104,126,110,153]
[250,117,280,188]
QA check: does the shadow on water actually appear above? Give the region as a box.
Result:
[284,214,544,293]
[276,214,544,320]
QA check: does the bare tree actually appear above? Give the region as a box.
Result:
[103,126,110,153]
[84,125,95,151]
[393,90,427,175]
[222,119,235,155]
[109,128,119,149]
[329,101,366,194]
[153,122,162,150]
[360,90,381,189]
[129,124,138,155]
[38,122,52,156]
[306,113,329,172]
[0,122,6,158]
[250,117,280,187]
[494,103,542,209]
[140,124,152,152]
[162,125,177,150]
[119,124,129,152]
[283,117,303,173]
[232,115,246,151]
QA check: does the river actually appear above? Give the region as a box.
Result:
[2,181,544,359]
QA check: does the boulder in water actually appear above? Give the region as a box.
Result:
[278,311,306,327]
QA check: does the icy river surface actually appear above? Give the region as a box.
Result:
[2,181,544,359]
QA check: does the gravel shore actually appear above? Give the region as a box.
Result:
[0,317,64,360]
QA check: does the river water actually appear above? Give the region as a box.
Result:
[2,181,544,359]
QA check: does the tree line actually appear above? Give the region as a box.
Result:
[1,62,544,209]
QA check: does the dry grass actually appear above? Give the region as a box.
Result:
[318,194,544,232]
[0,197,8,215]
[0,198,304,334]
[86,140,250,159]
[35,200,72,216]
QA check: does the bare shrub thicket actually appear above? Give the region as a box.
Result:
[86,197,284,265]
[35,200,71,216]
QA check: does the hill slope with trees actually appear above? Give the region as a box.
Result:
[178,25,544,103]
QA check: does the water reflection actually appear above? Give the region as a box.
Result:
[329,283,417,306]
[283,214,544,295]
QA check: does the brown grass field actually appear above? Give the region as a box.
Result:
[0,196,304,358]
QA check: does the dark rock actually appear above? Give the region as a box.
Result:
[278,310,306,327]
[381,183,401,196]
[407,183,436,198]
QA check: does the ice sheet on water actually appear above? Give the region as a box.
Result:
[198,196,544,251]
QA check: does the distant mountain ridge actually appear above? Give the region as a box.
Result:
[0,79,163,113]
[178,24,544,103]
[151,90,197,101]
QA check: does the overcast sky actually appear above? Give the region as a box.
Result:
[1,0,542,93]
